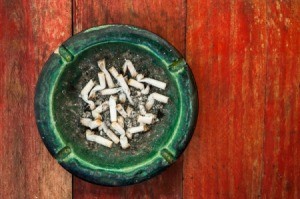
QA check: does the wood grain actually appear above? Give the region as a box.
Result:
[73,0,186,198]
[1,0,299,198]
[184,0,267,198]
[263,1,300,198]
[0,0,72,198]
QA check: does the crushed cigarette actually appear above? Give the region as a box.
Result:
[100,122,120,144]
[111,121,126,135]
[116,74,134,105]
[136,74,144,81]
[109,96,117,122]
[86,130,113,148]
[139,104,147,115]
[92,101,109,119]
[139,78,167,90]
[108,66,119,79]
[137,115,155,124]
[116,104,128,118]
[123,60,138,77]
[141,85,150,95]
[126,106,133,117]
[89,72,106,98]
[120,135,130,149]
[80,80,96,110]
[79,58,169,149]
[100,87,122,95]
[146,92,169,110]
[80,118,102,129]
[118,92,126,103]
[98,59,115,88]
[128,79,144,90]
[117,116,125,128]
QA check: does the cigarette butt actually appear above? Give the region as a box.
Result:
[100,87,122,95]
[116,104,128,118]
[139,104,147,115]
[123,60,138,77]
[117,116,124,128]
[141,85,150,95]
[152,92,169,103]
[89,73,106,98]
[119,92,126,103]
[88,119,102,129]
[108,66,119,79]
[146,92,169,110]
[120,135,130,149]
[98,59,115,88]
[116,74,134,105]
[86,130,113,148]
[80,80,96,110]
[139,78,166,90]
[137,115,154,124]
[105,128,120,144]
[111,122,126,135]
[136,74,144,81]
[127,125,147,134]
[128,79,145,90]
[109,96,117,122]
[126,106,133,117]
[126,131,133,139]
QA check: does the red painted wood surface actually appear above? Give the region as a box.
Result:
[73,0,186,198]
[0,0,72,198]
[184,0,300,198]
[0,0,299,198]
[263,1,300,198]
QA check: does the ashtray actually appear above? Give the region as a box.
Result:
[35,25,198,186]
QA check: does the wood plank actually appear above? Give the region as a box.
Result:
[263,1,300,198]
[0,0,72,198]
[184,0,267,198]
[73,0,186,198]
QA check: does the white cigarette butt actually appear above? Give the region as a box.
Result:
[117,116,125,128]
[119,92,126,103]
[128,79,145,90]
[120,135,130,149]
[136,74,144,81]
[80,118,92,127]
[108,66,119,79]
[116,74,134,105]
[123,60,138,77]
[92,101,109,119]
[80,80,96,110]
[152,92,169,103]
[116,104,128,118]
[141,85,150,95]
[81,118,102,129]
[88,119,102,129]
[111,122,126,135]
[146,92,169,110]
[98,59,115,88]
[86,130,113,148]
[109,96,117,122]
[137,115,154,124]
[100,87,122,95]
[127,125,147,134]
[139,78,166,90]
[89,73,106,98]
[126,106,133,117]
[139,104,147,115]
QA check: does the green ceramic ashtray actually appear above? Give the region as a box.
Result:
[35,25,198,186]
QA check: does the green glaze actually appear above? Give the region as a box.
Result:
[35,25,198,186]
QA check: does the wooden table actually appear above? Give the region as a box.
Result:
[0,0,299,198]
